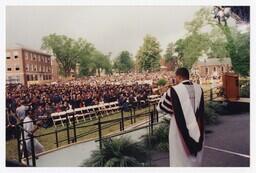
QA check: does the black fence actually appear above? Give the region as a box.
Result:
[16,102,159,167]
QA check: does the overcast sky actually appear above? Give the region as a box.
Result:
[6,6,204,57]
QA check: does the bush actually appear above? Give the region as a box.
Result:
[204,101,220,125]
[157,79,167,86]
[142,118,169,152]
[207,101,231,115]
[240,81,250,98]
[81,137,148,167]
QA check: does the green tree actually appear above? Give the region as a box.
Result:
[135,35,162,72]
[79,54,95,76]
[174,32,210,69]
[221,27,249,76]
[113,51,134,73]
[184,7,249,76]
[164,42,178,71]
[79,50,112,77]
[174,38,185,67]
[41,33,94,77]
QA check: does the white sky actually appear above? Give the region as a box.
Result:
[6,6,204,58]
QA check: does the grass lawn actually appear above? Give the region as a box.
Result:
[6,106,151,160]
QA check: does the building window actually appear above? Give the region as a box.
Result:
[205,67,208,74]
[213,66,216,72]
[14,56,18,59]
[35,75,38,81]
[26,64,29,71]
[7,68,11,71]
[49,75,52,80]
[15,67,20,71]
[221,66,224,72]
[6,56,11,59]
[26,75,30,81]
[25,52,29,60]
[31,75,34,81]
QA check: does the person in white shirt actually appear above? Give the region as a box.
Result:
[16,101,29,122]
[22,110,44,156]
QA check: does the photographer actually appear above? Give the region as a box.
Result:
[16,100,30,122]
[22,110,44,156]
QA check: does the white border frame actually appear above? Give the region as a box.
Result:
[0,1,255,173]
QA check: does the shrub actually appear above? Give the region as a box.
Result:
[207,101,231,115]
[81,137,148,167]
[157,79,167,86]
[142,118,170,152]
[204,101,220,125]
[240,81,250,98]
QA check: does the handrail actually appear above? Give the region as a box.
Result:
[16,102,158,167]
[94,118,164,142]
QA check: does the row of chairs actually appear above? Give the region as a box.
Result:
[51,95,161,128]
[51,101,120,127]
[148,95,161,103]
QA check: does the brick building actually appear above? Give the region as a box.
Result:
[6,47,52,86]
[192,58,232,79]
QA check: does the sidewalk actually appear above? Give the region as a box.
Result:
[151,112,250,167]
[34,112,249,167]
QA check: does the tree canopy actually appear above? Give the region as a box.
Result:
[176,7,249,76]
[113,51,134,73]
[79,50,112,77]
[41,34,94,77]
[135,35,162,72]
[163,42,178,71]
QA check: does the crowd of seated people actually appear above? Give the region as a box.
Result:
[6,82,153,138]
[6,71,176,139]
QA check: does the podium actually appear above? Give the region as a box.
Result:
[222,72,240,100]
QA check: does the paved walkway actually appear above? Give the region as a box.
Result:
[34,122,150,166]
[151,112,250,167]
[34,113,249,167]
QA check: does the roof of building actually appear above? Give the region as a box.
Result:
[7,47,51,57]
[194,58,232,66]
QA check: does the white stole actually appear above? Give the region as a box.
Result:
[172,83,202,142]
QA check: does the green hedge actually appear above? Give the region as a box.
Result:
[240,80,250,98]
[157,79,167,86]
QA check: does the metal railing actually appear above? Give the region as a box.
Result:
[16,101,159,167]
[204,87,223,101]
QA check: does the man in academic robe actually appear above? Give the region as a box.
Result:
[157,67,205,167]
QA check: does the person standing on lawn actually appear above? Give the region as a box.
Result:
[157,67,205,167]
[22,110,45,156]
